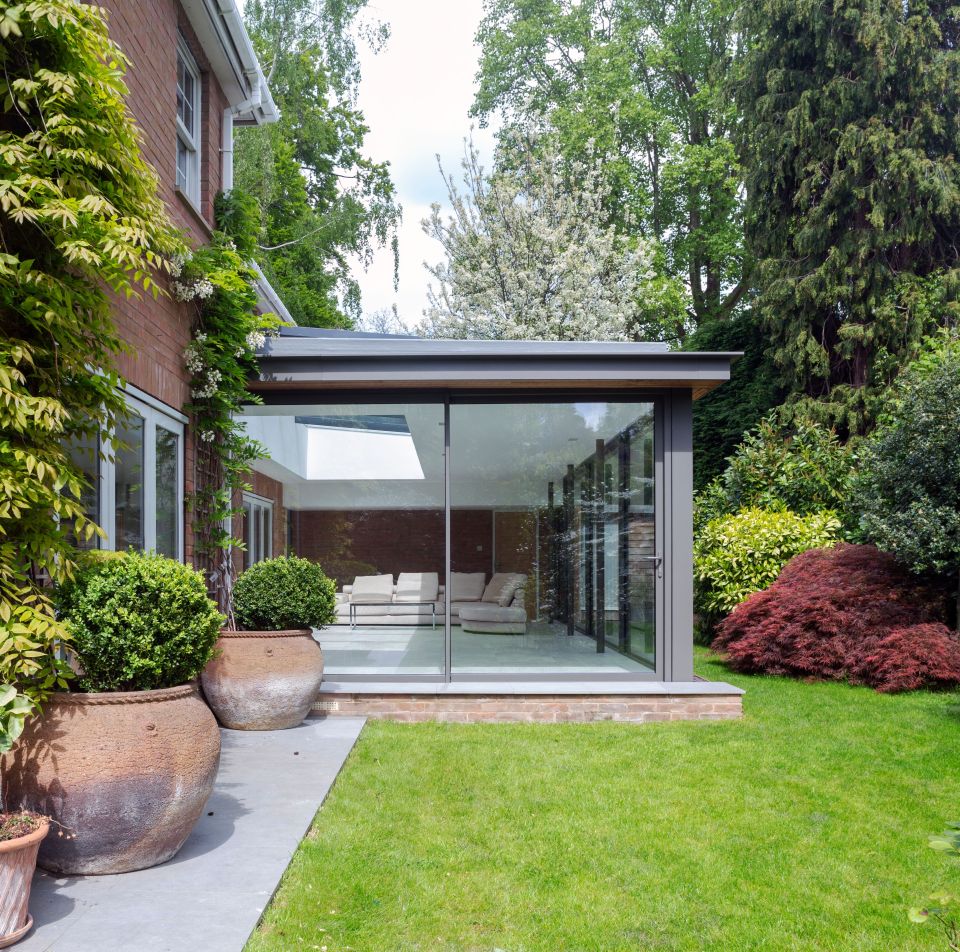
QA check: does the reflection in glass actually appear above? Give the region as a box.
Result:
[241,403,447,676]
[155,426,179,557]
[115,413,144,551]
[450,401,656,675]
[65,431,101,549]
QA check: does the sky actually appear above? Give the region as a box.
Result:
[348,0,499,329]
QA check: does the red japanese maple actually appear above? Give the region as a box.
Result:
[715,544,960,692]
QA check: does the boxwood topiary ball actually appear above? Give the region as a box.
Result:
[57,551,224,693]
[232,556,336,632]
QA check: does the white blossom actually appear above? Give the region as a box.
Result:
[245,331,266,351]
[168,251,192,278]
[418,137,672,343]
[200,429,216,443]
[191,368,222,400]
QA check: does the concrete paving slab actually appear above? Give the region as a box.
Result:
[17,716,366,952]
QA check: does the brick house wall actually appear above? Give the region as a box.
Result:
[98,0,232,563]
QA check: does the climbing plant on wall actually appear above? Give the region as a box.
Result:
[176,190,280,622]
[0,0,182,738]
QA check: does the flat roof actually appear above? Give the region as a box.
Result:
[251,327,741,399]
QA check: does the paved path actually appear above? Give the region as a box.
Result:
[17,717,366,952]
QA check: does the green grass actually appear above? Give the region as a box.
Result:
[247,650,960,951]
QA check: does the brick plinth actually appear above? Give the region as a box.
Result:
[312,693,742,724]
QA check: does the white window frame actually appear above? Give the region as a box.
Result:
[86,388,185,559]
[176,36,201,206]
[242,492,274,569]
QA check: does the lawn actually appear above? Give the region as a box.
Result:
[247,650,960,951]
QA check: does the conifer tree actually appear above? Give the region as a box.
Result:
[738,0,960,430]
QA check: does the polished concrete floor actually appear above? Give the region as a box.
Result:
[317,622,655,676]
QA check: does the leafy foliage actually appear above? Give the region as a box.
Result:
[738,0,960,430]
[472,0,747,333]
[233,557,336,631]
[177,190,280,620]
[57,552,223,693]
[236,0,399,326]
[851,333,960,580]
[695,415,854,532]
[420,137,675,341]
[685,312,785,490]
[910,823,960,950]
[0,0,181,739]
[715,544,960,692]
[694,508,841,620]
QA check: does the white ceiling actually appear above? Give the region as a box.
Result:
[242,401,654,509]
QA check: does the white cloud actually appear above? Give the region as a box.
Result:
[349,0,499,327]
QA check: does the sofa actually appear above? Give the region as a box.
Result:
[334,571,528,633]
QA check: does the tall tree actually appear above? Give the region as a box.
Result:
[739,0,960,431]
[471,0,746,336]
[420,139,675,342]
[236,0,400,327]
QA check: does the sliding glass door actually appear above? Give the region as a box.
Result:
[240,394,662,680]
[449,398,660,677]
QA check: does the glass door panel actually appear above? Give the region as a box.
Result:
[450,400,658,677]
[239,401,447,677]
[114,412,145,551]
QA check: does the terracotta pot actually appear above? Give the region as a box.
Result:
[0,685,220,875]
[0,820,48,948]
[201,629,324,730]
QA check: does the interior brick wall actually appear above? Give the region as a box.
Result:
[96,1,232,563]
[292,509,508,587]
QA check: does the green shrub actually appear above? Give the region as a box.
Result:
[57,552,223,692]
[699,415,854,529]
[694,508,842,623]
[851,332,960,585]
[232,556,336,631]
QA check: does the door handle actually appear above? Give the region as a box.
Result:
[635,554,663,579]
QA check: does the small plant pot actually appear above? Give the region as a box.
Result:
[201,629,324,730]
[0,819,48,948]
[0,685,220,875]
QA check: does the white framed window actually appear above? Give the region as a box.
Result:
[176,37,201,205]
[67,388,185,560]
[242,493,273,569]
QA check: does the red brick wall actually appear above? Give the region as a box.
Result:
[98,0,233,562]
[291,509,500,587]
[313,692,744,724]
[233,472,287,573]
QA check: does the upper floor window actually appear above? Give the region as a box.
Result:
[176,38,201,205]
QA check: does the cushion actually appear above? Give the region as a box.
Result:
[497,574,526,608]
[450,572,486,602]
[482,572,526,605]
[459,603,527,626]
[349,574,394,604]
[394,572,440,603]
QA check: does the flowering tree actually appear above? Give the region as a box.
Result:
[419,139,678,342]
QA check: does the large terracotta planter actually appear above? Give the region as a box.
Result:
[0,685,220,875]
[201,629,324,730]
[0,820,48,948]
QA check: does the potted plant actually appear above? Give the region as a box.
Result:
[0,688,48,948]
[201,556,335,730]
[0,551,223,876]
